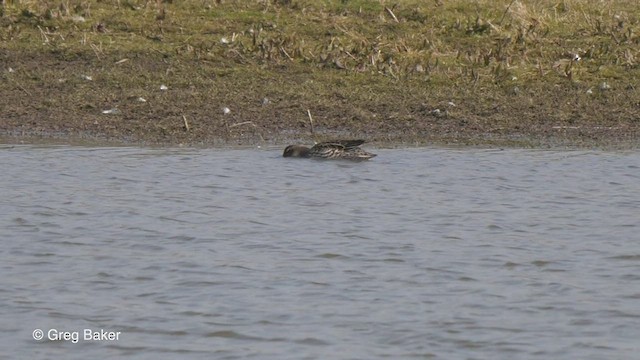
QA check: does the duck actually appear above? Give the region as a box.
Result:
[283,140,376,161]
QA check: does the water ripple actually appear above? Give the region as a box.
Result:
[1,146,640,359]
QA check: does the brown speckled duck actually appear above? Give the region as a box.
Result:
[283,140,376,161]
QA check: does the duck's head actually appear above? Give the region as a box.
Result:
[283,145,309,158]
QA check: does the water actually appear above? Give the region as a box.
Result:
[1,144,639,359]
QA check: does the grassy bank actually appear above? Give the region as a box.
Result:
[1,0,639,147]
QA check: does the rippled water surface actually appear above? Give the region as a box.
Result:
[1,144,640,359]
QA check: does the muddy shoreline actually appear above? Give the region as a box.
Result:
[3,127,639,150]
[2,51,638,149]
[3,109,639,150]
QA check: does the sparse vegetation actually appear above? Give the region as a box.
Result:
[1,0,639,147]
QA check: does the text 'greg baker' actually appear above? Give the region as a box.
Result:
[84,329,121,341]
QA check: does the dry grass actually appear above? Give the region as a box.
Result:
[1,0,639,146]
[3,0,639,78]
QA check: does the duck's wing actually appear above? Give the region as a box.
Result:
[316,140,365,149]
[307,142,345,158]
[309,140,375,160]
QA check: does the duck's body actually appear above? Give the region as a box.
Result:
[283,140,376,161]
